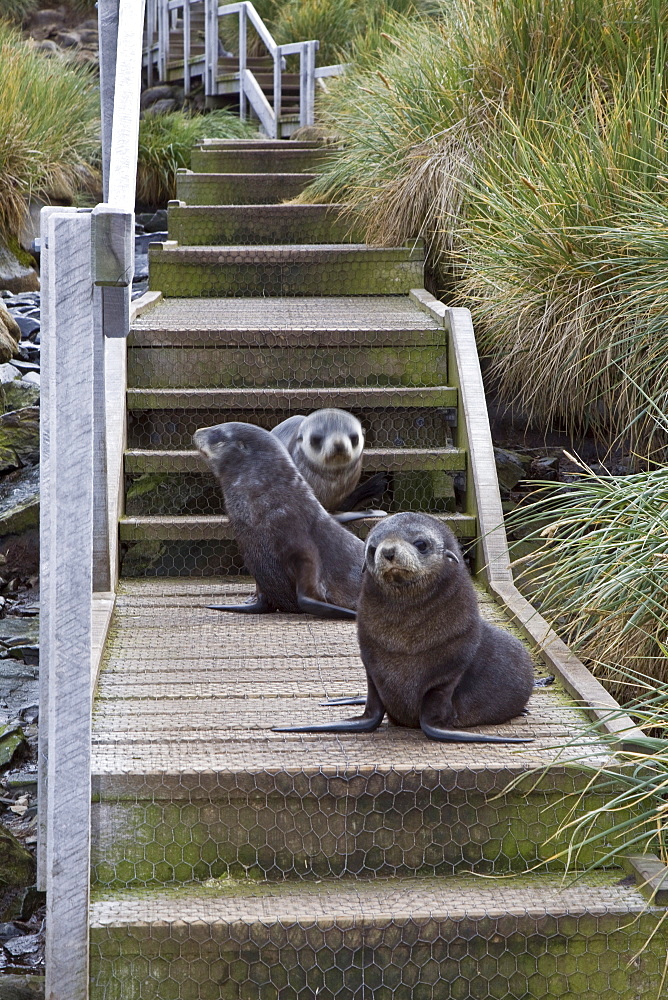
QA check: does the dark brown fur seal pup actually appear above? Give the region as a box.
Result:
[275,512,533,743]
[271,409,388,521]
[194,422,363,619]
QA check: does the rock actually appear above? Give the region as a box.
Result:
[0,724,27,769]
[78,29,99,45]
[0,367,21,386]
[33,40,60,56]
[53,31,81,49]
[0,466,40,536]
[0,241,39,296]
[530,455,560,480]
[0,408,39,473]
[0,973,45,999]
[140,85,178,110]
[11,318,38,341]
[3,935,40,958]
[0,661,38,723]
[0,382,39,412]
[26,9,65,28]
[18,374,39,389]
[0,304,21,345]
[494,447,532,492]
[143,98,179,116]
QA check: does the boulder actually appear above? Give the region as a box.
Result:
[0,465,39,536]
[0,824,35,890]
[140,85,178,110]
[143,98,179,116]
[494,447,532,492]
[0,407,39,473]
[0,241,39,296]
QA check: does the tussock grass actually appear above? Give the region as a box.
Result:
[306,0,668,452]
[0,19,100,238]
[136,109,256,207]
[508,452,668,693]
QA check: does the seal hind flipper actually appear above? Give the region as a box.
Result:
[296,593,357,620]
[420,719,533,744]
[320,696,366,706]
[333,509,387,524]
[274,681,385,733]
[338,472,389,512]
[207,591,275,614]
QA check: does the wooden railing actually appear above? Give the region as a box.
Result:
[38,1,144,996]
[144,0,344,138]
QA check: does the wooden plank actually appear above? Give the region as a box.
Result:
[44,210,94,1000]
[127,386,458,409]
[623,855,668,906]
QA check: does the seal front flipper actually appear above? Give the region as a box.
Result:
[333,510,387,524]
[420,718,533,744]
[207,591,276,614]
[274,678,385,733]
[297,593,357,620]
[338,472,389,511]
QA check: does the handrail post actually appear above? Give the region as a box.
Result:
[300,39,317,127]
[183,0,191,95]
[239,3,247,121]
[145,0,156,85]
[205,0,218,100]
[158,0,169,80]
[42,207,95,1000]
[273,42,282,138]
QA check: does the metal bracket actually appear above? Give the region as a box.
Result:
[92,205,134,338]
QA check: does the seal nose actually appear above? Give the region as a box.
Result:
[330,436,348,457]
[381,546,396,562]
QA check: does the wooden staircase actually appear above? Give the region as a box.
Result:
[88,139,667,997]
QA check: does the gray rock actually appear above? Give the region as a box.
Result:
[54,31,81,49]
[0,366,21,385]
[0,660,38,723]
[27,8,65,27]
[12,318,39,341]
[494,447,532,492]
[0,242,38,296]
[0,466,39,536]
[143,98,179,116]
[0,407,39,473]
[19,374,39,388]
[3,381,40,413]
[0,973,45,999]
[33,40,60,56]
[140,85,177,109]
[3,935,40,958]
[78,29,99,45]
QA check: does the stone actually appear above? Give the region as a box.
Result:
[33,40,60,56]
[11,318,38,341]
[0,723,27,769]
[54,31,81,49]
[0,367,21,386]
[143,98,179,117]
[494,447,532,492]
[78,29,99,45]
[0,304,21,345]
[140,85,177,110]
[18,374,39,388]
[0,466,39,536]
[0,408,39,474]
[3,935,40,958]
[27,8,65,28]
[0,974,45,998]
[0,241,39,296]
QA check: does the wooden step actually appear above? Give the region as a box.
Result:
[197,139,325,149]
[127,385,457,410]
[90,873,666,998]
[175,168,317,206]
[190,146,332,174]
[119,511,476,542]
[166,203,364,246]
[148,242,425,297]
[123,448,467,517]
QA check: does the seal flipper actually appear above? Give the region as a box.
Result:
[333,510,387,524]
[420,719,533,744]
[207,591,276,614]
[297,593,357,620]
[274,677,385,733]
[320,696,366,706]
[338,472,389,512]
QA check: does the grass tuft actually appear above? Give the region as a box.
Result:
[136,109,257,207]
[0,19,100,238]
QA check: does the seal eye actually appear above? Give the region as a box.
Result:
[349,433,359,449]
[366,544,377,565]
[414,539,430,553]
[310,435,323,451]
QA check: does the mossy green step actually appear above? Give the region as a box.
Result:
[127,340,447,388]
[190,146,331,174]
[118,511,476,542]
[148,243,425,297]
[166,203,363,246]
[89,874,667,999]
[127,385,456,411]
[175,169,317,205]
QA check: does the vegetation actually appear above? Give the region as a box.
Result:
[303,0,668,454]
[0,19,100,239]
[136,109,256,207]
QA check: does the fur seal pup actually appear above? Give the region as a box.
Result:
[274,512,534,743]
[194,422,364,619]
[271,409,388,520]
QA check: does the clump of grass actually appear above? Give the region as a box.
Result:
[136,109,256,207]
[0,19,100,239]
[1,1,39,23]
[271,0,429,67]
[303,0,668,452]
[507,452,668,696]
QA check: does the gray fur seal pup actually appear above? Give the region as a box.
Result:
[194,422,363,620]
[275,512,534,743]
[271,409,387,520]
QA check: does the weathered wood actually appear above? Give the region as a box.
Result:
[43,210,95,1000]
[623,855,668,906]
[108,0,146,212]
[97,0,120,202]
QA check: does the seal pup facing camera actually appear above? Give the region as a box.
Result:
[271,409,388,519]
[194,422,364,619]
[274,512,534,743]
